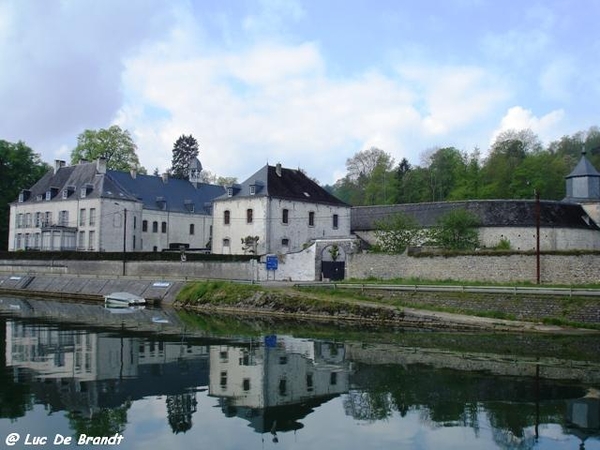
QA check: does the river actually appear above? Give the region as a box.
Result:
[0,296,599,449]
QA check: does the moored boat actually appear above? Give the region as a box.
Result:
[104,292,146,307]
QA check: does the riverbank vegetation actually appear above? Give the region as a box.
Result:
[174,280,600,331]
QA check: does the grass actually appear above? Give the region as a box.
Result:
[342,276,600,289]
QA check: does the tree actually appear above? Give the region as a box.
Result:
[431,209,480,250]
[171,135,199,179]
[373,213,420,253]
[0,140,50,250]
[71,125,143,172]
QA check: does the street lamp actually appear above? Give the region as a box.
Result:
[115,203,127,276]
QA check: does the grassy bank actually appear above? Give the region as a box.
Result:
[174,280,600,331]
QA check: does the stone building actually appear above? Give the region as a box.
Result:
[211,163,351,255]
[8,158,224,252]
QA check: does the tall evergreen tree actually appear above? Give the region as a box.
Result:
[171,135,199,179]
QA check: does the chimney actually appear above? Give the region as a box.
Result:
[130,168,137,179]
[96,157,107,174]
[276,163,282,177]
[54,160,65,174]
[162,173,169,184]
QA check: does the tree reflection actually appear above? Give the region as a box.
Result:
[67,402,131,437]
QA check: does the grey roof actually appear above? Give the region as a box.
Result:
[351,200,600,231]
[108,171,225,214]
[14,161,225,214]
[566,153,600,179]
[217,164,349,206]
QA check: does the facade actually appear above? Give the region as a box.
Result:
[212,164,351,255]
[8,158,224,252]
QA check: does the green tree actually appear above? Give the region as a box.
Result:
[431,209,480,250]
[423,147,466,201]
[373,213,420,253]
[0,140,50,250]
[71,125,144,172]
[171,134,199,179]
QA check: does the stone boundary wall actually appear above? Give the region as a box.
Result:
[347,253,600,285]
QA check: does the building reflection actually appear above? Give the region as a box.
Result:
[208,335,351,437]
[2,314,599,447]
[3,318,351,438]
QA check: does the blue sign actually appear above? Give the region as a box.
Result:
[266,255,278,270]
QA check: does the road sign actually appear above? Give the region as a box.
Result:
[266,255,278,270]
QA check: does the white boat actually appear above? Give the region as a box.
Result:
[104,292,146,307]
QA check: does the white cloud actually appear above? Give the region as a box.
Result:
[490,106,565,147]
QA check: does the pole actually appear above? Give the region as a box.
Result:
[535,190,540,284]
[122,208,127,276]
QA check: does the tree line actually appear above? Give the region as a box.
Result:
[328,127,600,205]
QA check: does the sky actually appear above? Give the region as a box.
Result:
[1,0,599,185]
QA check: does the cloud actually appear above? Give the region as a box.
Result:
[0,0,175,155]
[490,106,565,146]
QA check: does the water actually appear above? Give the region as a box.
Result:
[0,296,599,450]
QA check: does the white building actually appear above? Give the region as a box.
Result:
[8,158,224,252]
[212,163,351,255]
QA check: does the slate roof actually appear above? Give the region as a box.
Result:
[14,161,225,214]
[351,200,600,231]
[108,171,225,214]
[217,164,349,206]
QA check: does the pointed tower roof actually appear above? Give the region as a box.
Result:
[566,149,600,179]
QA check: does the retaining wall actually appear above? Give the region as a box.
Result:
[346,253,600,285]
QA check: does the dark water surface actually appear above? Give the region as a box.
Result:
[0,296,599,450]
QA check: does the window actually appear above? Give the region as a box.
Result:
[161,221,167,233]
[89,208,96,226]
[59,210,69,226]
[142,220,148,232]
[88,230,95,250]
[224,210,230,225]
[250,185,256,195]
[220,371,228,389]
[17,213,23,228]
[306,373,314,391]
[246,208,253,223]
[62,189,69,199]
[333,214,339,229]
[330,372,337,385]
[36,194,43,201]
[243,378,251,391]
[18,192,24,203]
[282,208,289,224]
[227,187,233,197]
[152,221,158,233]
[44,211,52,226]
[308,211,315,227]
[80,187,87,198]
[281,238,289,247]
[133,216,137,230]
[189,223,195,235]
[278,378,287,396]
[45,190,52,201]
[79,209,86,226]
[25,213,31,228]
[223,238,230,247]
[78,231,85,250]
[35,212,41,227]
[16,233,21,249]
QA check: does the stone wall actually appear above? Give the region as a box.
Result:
[346,253,600,285]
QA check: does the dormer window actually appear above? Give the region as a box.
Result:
[227,187,233,197]
[45,190,52,201]
[250,185,256,195]
[36,194,43,201]
[80,184,93,199]
[18,190,30,203]
[156,196,166,210]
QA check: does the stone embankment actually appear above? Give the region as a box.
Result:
[0,273,184,305]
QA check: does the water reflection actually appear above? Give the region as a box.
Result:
[0,300,599,449]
